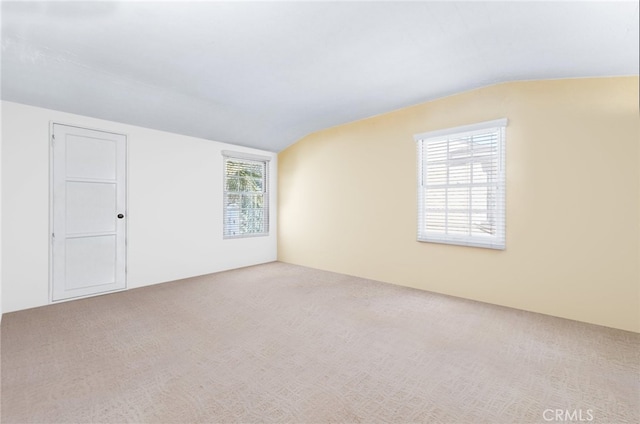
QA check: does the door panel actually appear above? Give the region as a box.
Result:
[65,236,117,290]
[65,135,117,180]
[52,124,126,301]
[65,182,117,234]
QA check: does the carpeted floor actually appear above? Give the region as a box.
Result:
[1,262,638,423]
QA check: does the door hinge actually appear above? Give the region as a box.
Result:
[51,232,55,243]
[51,134,55,146]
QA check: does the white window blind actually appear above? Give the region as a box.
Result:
[223,155,269,238]
[415,119,507,250]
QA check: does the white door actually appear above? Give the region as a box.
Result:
[51,124,127,301]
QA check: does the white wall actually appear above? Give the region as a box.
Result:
[0,99,3,321]
[1,101,277,313]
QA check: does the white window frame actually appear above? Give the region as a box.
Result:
[222,151,270,239]
[414,119,507,250]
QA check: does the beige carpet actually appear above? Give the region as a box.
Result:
[1,262,638,423]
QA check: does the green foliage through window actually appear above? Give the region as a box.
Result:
[224,158,269,237]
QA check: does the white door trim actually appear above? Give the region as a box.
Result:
[49,121,129,304]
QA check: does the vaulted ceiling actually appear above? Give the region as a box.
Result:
[2,1,638,152]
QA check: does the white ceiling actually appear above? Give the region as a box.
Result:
[2,1,638,152]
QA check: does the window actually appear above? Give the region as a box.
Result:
[414,119,507,249]
[223,152,269,238]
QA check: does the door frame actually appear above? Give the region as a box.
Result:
[49,121,130,304]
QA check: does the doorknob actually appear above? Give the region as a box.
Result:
[117,214,124,219]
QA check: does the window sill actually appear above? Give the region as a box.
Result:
[417,235,505,250]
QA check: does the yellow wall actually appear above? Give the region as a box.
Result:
[278,77,640,333]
